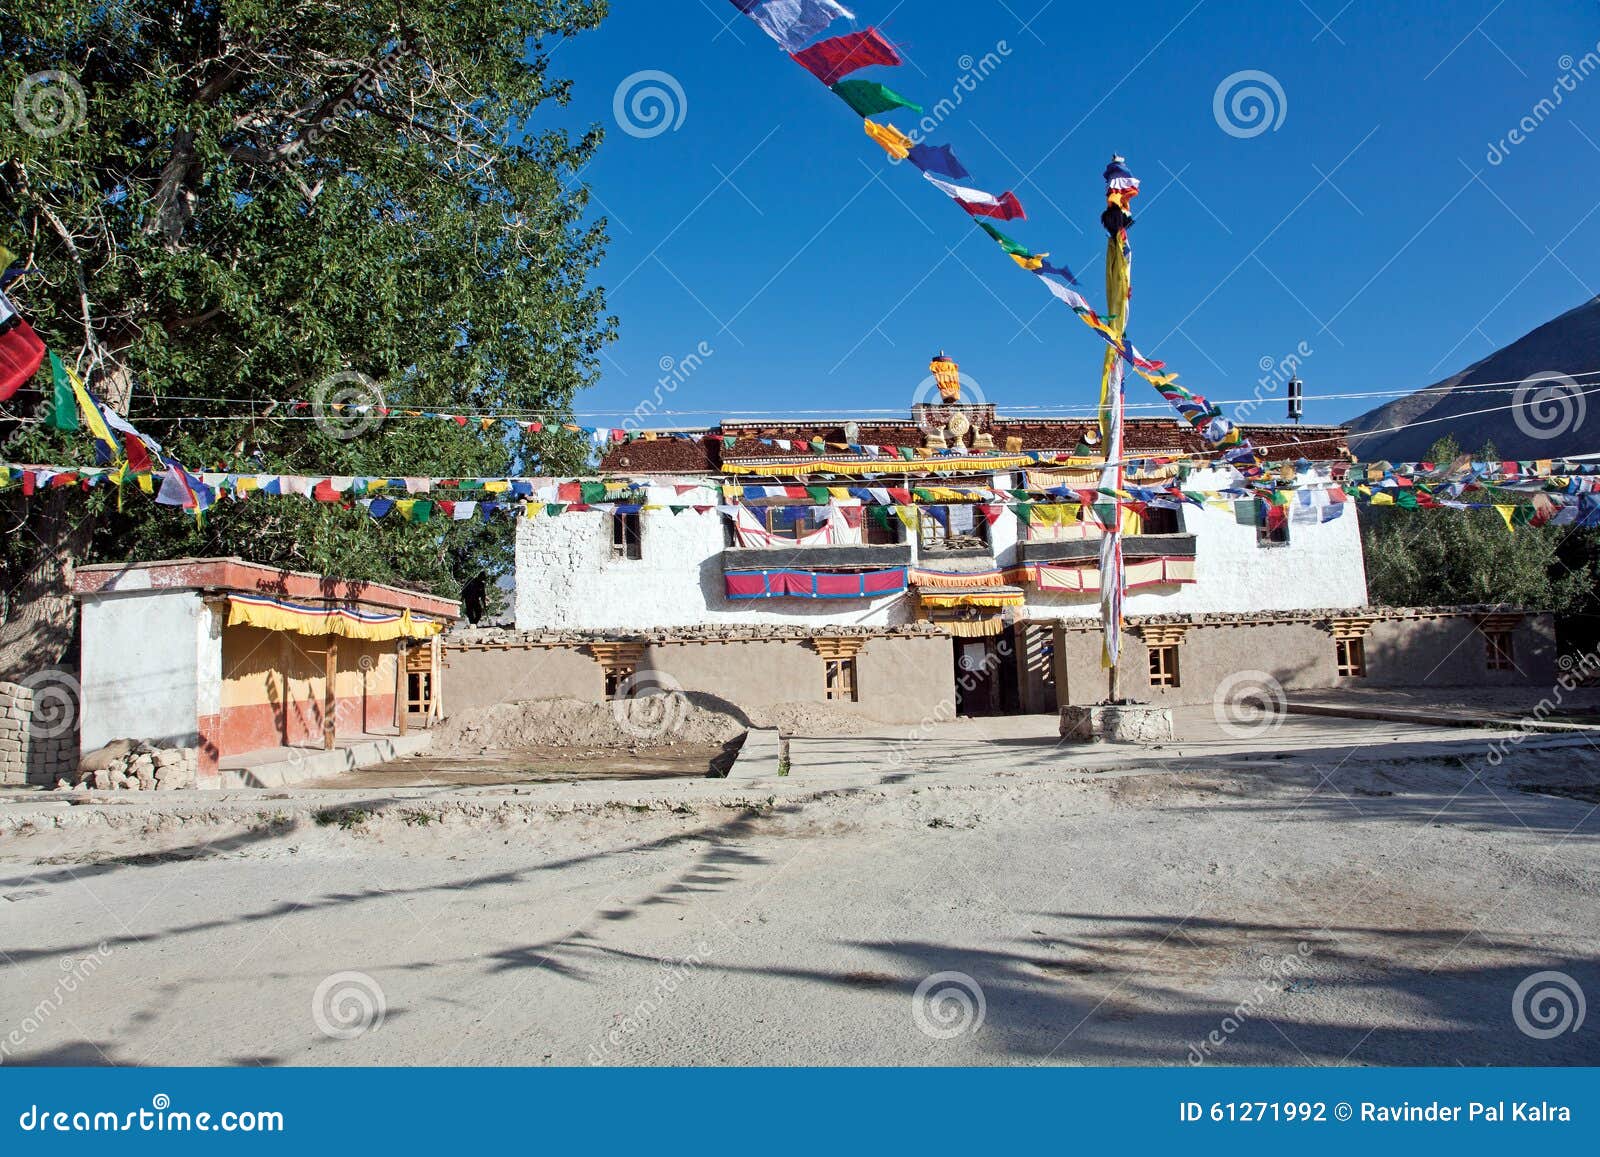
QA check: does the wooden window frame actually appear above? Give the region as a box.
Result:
[1485,630,1515,672]
[1335,636,1367,678]
[918,505,989,552]
[1142,505,1183,536]
[611,512,643,560]
[824,657,858,702]
[1147,644,1180,688]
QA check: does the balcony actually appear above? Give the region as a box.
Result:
[723,543,914,571]
[1016,534,1196,565]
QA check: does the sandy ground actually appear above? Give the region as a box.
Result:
[1,714,1597,1067]
[299,745,729,789]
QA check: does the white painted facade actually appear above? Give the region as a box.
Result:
[78,585,223,753]
[514,467,1368,631]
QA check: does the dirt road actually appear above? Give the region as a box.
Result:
[2,727,1596,1066]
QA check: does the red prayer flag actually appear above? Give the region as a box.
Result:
[790,28,900,86]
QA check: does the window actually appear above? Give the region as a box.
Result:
[1256,512,1290,547]
[611,512,642,560]
[919,505,989,552]
[1486,630,1515,672]
[603,666,635,699]
[1336,637,1367,677]
[1148,644,1180,688]
[862,507,904,545]
[1142,506,1182,535]
[825,658,858,702]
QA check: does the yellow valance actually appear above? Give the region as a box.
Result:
[918,590,1026,608]
[226,594,445,641]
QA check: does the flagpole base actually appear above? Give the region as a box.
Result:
[1059,703,1174,745]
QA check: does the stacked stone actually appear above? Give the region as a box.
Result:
[0,681,79,788]
[62,745,200,792]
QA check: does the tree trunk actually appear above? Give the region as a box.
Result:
[0,490,94,680]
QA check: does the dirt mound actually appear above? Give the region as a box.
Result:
[745,702,878,736]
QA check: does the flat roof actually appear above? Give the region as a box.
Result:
[73,557,461,619]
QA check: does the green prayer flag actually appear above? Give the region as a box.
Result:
[579,481,606,504]
[831,80,923,117]
[805,485,830,504]
[899,446,917,460]
[1013,503,1033,524]
[46,352,80,433]
[545,503,564,517]
[978,220,1034,258]
[410,500,434,524]
[722,435,737,449]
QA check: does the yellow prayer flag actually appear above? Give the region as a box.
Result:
[1495,505,1516,533]
[863,119,912,159]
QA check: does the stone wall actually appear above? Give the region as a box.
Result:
[0,678,80,787]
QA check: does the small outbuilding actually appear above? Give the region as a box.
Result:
[73,558,460,785]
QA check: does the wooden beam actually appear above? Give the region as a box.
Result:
[395,640,408,736]
[323,636,338,750]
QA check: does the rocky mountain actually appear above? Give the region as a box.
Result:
[1347,295,1600,461]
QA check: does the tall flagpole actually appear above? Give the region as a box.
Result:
[1099,155,1139,702]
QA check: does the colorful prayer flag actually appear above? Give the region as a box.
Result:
[730,0,855,52]
[790,28,900,85]
[831,79,921,116]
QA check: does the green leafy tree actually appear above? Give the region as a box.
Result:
[0,0,615,674]
[1362,436,1595,611]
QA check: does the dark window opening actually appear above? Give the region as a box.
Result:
[612,513,643,560]
[1142,506,1182,535]
[1486,631,1515,672]
[603,666,636,699]
[1336,637,1367,678]
[1256,514,1290,547]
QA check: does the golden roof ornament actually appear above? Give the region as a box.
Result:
[930,352,961,403]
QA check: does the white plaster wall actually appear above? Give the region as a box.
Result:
[515,490,914,630]
[79,588,209,753]
[1018,466,1369,620]
[514,470,1369,631]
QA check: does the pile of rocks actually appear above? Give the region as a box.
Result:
[62,740,199,791]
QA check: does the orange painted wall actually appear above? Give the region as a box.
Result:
[218,625,399,755]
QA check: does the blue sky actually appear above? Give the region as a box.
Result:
[540,1,1600,429]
